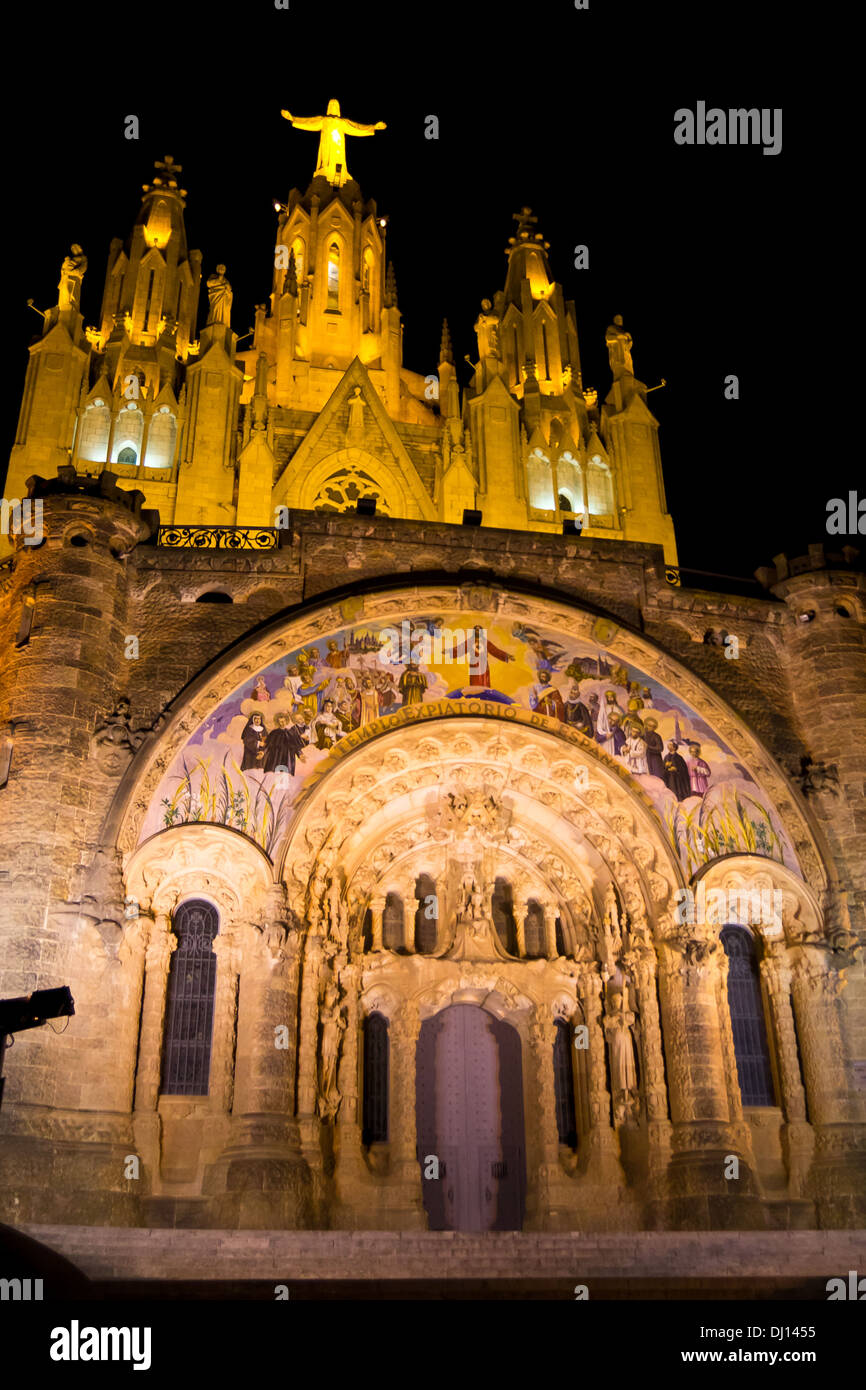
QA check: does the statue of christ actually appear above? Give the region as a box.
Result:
[281,98,386,187]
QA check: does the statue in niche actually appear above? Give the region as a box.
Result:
[605,314,634,378]
[318,981,346,1120]
[206,264,233,326]
[604,987,639,1125]
[347,386,365,433]
[601,883,624,970]
[58,244,87,313]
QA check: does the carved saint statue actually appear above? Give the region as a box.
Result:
[605,314,634,379]
[206,264,233,327]
[473,298,501,361]
[318,982,346,1119]
[347,386,365,433]
[603,988,639,1124]
[58,243,87,314]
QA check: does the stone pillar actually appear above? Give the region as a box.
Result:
[132,914,175,1115]
[523,1010,580,1229]
[760,946,814,1199]
[622,943,672,1224]
[332,960,372,1221]
[657,933,764,1228]
[576,965,628,1190]
[540,898,558,959]
[208,929,240,1115]
[205,893,311,1228]
[790,944,866,1225]
[386,997,425,1228]
[131,914,175,1182]
[515,900,527,958]
[295,932,327,1216]
[369,896,385,952]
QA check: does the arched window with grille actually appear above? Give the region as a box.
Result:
[720,925,776,1106]
[553,1017,578,1148]
[160,899,219,1096]
[362,1012,389,1144]
[326,241,340,310]
[382,892,404,951]
[523,900,546,957]
[491,877,518,955]
[414,873,438,954]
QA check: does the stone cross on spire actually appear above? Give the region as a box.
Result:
[280,98,386,187]
[512,206,538,237]
[143,155,187,199]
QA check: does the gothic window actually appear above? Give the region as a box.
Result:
[414,873,438,955]
[721,925,776,1106]
[587,455,614,515]
[362,1012,389,1144]
[557,492,573,513]
[527,448,555,511]
[117,446,137,465]
[382,892,404,951]
[523,900,546,957]
[327,241,340,310]
[491,877,518,955]
[292,238,305,281]
[553,1017,578,1148]
[143,270,156,331]
[557,452,583,515]
[312,468,391,515]
[541,324,550,379]
[160,899,219,1096]
[145,407,177,469]
[362,246,373,293]
[77,400,111,465]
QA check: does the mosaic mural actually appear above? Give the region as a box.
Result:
[140,610,799,876]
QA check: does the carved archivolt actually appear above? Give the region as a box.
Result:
[124,823,274,919]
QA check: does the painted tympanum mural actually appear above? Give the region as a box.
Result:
[139,609,798,875]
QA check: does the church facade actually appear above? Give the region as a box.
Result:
[1,104,864,1256]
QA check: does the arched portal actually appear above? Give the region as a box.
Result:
[416,1004,526,1231]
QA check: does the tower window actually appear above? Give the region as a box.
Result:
[721,925,776,1106]
[327,241,340,310]
[117,446,137,465]
[362,1012,389,1144]
[143,269,155,331]
[557,492,572,514]
[160,899,219,1096]
[542,324,550,379]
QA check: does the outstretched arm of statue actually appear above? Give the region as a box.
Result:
[342,119,387,135]
[280,111,324,130]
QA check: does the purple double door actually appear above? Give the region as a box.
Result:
[416,1004,526,1231]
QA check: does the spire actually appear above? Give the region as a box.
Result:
[384,260,398,309]
[439,318,453,364]
[503,205,552,307]
[280,98,387,188]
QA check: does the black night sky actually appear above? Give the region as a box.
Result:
[2,2,833,583]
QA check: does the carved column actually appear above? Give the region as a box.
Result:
[205,890,310,1227]
[657,932,764,1229]
[132,913,175,1115]
[524,1010,576,1229]
[208,928,240,1115]
[515,899,527,958]
[576,965,627,1189]
[332,960,372,1219]
[622,942,672,1222]
[540,898,558,959]
[760,946,814,1198]
[386,997,425,1227]
[790,944,866,1225]
[295,931,326,1206]
[369,896,385,952]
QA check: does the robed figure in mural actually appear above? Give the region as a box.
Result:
[643,717,665,779]
[263,713,307,775]
[241,712,267,769]
[663,740,692,800]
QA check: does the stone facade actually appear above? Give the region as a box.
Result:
[1,109,864,1269]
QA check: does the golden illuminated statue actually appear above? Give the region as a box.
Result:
[280,98,386,187]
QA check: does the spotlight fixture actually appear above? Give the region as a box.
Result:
[797,610,816,624]
[462,509,482,527]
